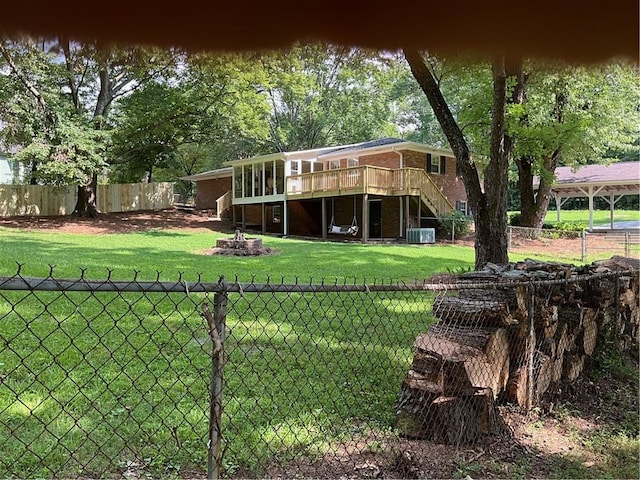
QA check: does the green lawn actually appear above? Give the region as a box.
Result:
[0,227,632,478]
[0,228,482,282]
[543,208,640,226]
[0,228,470,477]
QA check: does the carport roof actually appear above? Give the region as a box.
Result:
[548,161,640,197]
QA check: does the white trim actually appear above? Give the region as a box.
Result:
[233,194,286,205]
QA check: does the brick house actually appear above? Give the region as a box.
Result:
[181,138,469,242]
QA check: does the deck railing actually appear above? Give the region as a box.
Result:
[287,166,453,216]
[216,190,232,216]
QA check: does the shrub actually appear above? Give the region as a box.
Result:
[438,211,472,240]
[509,212,522,226]
[553,221,587,232]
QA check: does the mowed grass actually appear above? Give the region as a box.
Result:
[0,227,467,477]
[543,208,640,226]
[0,228,478,282]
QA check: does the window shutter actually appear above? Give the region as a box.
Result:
[440,156,446,175]
[426,153,432,172]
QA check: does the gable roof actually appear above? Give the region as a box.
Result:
[554,161,640,185]
[317,138,454,161]
[547,161,640,197]
[320,138,405,157]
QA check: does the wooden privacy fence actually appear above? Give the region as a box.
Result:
[0,182,173,217]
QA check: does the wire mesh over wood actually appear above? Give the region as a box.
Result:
[0,257,637,478]
[394,256,639,444]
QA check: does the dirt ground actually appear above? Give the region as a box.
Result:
[0,209,221,235]
[1,209,638,479]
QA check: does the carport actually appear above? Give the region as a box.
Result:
[548,162,640,230]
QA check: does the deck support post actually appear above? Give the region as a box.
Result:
[283,201,289,237]
[362,194,369,243]
[241,205,246,231]
[405,196,411,231]
[322,197,327,241]
[261,202,266,234]
[399,197,404,238]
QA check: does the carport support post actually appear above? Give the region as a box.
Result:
[206,277,228,480]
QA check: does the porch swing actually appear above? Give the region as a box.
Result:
[328,196,359,236]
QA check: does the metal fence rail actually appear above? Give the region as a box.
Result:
[0,267,637,479]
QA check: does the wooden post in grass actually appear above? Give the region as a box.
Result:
[203,277,228,480]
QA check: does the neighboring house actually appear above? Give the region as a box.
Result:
[0,152,23,184]
[181,138,469,242]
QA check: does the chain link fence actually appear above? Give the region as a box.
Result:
[0,263,637,478]
[507,225,640,262]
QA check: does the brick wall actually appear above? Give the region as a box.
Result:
[195,177,232,210]
[429,158,467,213]
[358,152,402,169]
[403,151,468,213]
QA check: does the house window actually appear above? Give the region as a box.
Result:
[427,154,447,175]
[347,158,358,167]
[272,205,281,223]
[329,160,341,170]
[456,200,468,215]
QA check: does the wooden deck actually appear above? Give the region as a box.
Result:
[286,166,454,217]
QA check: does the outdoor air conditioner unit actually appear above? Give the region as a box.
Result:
[406,227,436,244]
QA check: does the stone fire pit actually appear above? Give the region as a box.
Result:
[209,230,276,256]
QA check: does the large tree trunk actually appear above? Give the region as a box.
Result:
[74,173,99,217]
[403,50,518,268]
[517,87,566,229]
[517,152,559,228]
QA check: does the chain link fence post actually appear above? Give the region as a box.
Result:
[526,283,536,412]
[581,230,587,262]
[203,276,228,480]
[625,232,630,257]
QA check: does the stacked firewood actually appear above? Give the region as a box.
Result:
[395,256,639,443]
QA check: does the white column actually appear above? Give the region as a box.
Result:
[283,201,289,236]
[588,186,594,230]
[609,192,614,229]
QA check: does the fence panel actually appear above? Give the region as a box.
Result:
[507,226,640,262]
[0,182,173,218]
[0,184,77,216]
[0,278,211,478]
[0,267,637,479]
